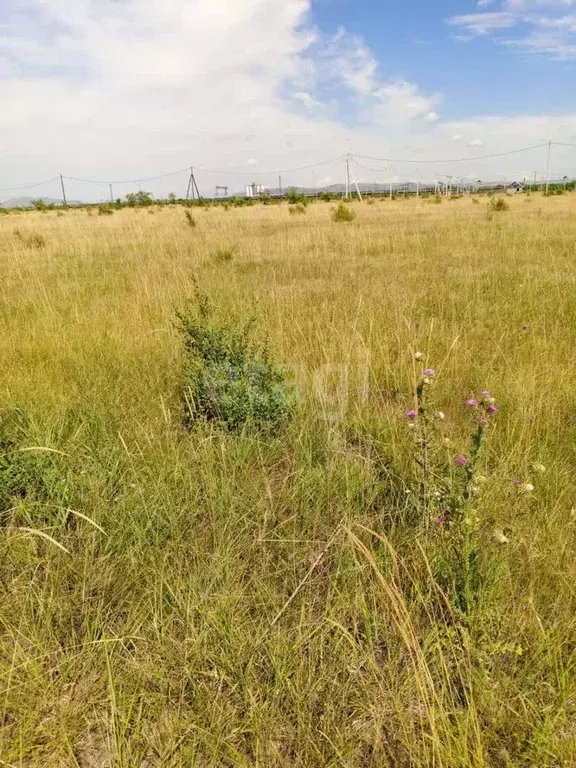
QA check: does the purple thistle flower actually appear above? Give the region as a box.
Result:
[434,518,444,527]
[466,398,478,407]
[487,404,498,415]
[513,479,522,486]
[457,455,470,467]
[479,390,490,399]
[423,368,435,378]
[406,410,417,421]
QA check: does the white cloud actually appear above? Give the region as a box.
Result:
[504,29,576,55]
[447,12,517,34]
[505,11,576,57]
[506,0,576,7]
[317,27,379,96]
[452,133,463,141]
[534,13,576,28]
[447,2,576,59]
[368,81,441,125]
[468,138,485,146]
[1,0,576,200]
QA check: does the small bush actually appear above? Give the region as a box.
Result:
[332,202,356,222]
[97,204,114,216]
[31,199,54,212]
[13,230,46,249]
[489,197,509,212]
[286,188,307,205]
[176,294,297,433]
[0,409,70,520]
[214,248,234,263]
[125,191,153,207]
[288,203,306,215]
[184,211,196,228]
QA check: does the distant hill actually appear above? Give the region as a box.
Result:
[0,196,81,209]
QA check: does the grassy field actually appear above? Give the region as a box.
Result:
[1,194,575,766]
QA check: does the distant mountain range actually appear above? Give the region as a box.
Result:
[0,196,81,209]
[1,179,545,209]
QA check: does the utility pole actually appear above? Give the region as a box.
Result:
[59,174,67,207]
[109,184,114,203]
[416,180,420,198]
[545,141,551,196]
[345,156,351,198]
[186,167,201,200]
[278,174,282,197]
[389,181,393,199]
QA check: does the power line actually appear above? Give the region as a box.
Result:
[61,155,347,185]
[194,155,347,177]
[1,142,572,194]
[0,176,60,192]
[353,142,550,165]
[64,168,191,185]
[349,157,393,174]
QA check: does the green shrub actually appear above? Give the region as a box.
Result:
[125,191,153,207]
[31,199,54,212]
[286,188,307,205]
[332,202,356,222]
[489,196,509,212]
[97,204,114,216]
[176,295,297,433]
[0,409,70,521]
[288,203,306,215]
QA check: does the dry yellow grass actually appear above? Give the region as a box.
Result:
[0,194,575,766]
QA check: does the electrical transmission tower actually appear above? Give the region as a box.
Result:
[185,167,201,200]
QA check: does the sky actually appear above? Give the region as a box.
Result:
[1,0,576,200]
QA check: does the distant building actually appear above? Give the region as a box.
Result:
[245,183,266,198]
[506,182,524,195]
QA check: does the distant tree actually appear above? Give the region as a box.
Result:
[32,199,48,211]
[287,187,306,205]
[125,191,153,207]
[168,193,177,203]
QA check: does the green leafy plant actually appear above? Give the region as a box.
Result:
[332,202,356,222]
[176,294,297,433]
[286,188,307,205]
[31,199,54,212]
[97,204,114,216]
[125,191,153,207]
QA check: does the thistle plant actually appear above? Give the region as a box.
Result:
[406,357,499,617]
